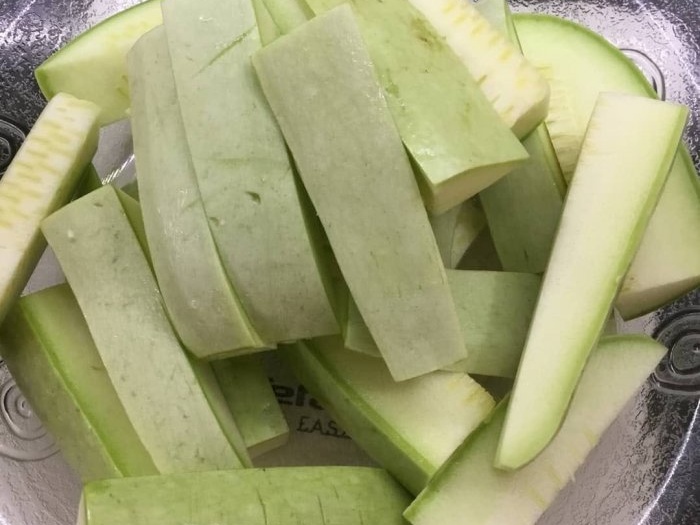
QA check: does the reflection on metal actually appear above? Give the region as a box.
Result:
[653,309,700,396]
[0,118,26,177]
[621,48,667,101]
[0,369,58,461]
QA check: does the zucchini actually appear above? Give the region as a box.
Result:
[496,93,687,470]
[515,13,700,319]
[0,284,157,481]
[253,0,283,45]
[475,0,566,274]
[285,336,495,495]
[480,123,565,274]
[407,0,549,138]
[163,0,338,344]
[42,186,251,473]
[430,200,486,270]
[0,93,99,325]
[345,270,541,379]
[262,0,312,34]
[35,0,163,125]
[213,355,289,458]
[302,0,528,214]
[128,26,264,358]
[80,467,411,525]
[457,229,503,271]
[75,164,102,198]
[254,5,466,380]
[405,335,666,525]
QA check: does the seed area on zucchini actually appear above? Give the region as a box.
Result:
[0,93,100,326]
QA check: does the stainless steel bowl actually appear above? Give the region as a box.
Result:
[1,1,699,523]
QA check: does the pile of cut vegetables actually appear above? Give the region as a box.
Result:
[0,0,698,522]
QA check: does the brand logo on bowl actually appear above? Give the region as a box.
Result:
[0,363,58,461]
[0,117,27,179]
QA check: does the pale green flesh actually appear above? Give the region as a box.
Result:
[42,186,248,474]
[76,187,253,468]
[253,0,283,45]
[343,296,381,358]
[603,313,618,336]
[128,26,262,357]
[35,0,163,125]
[515,13,700,319]
[444,271,541,378]
[345,270,541,378]
[254,6,466,381]
[114,189,150,265]
[75,164,102,198]
[119,179,139,200]
[457,229,503,271]
[81,185,253,464]
[0,284,157,481]
[212,355,289,458]
[430,199,486,269]
[538,65,581,181]
[475,1,565,274]
[617,149,700,319]
[262,0,312,34]
[450,201,487,267]
[0,93,100,326]
[81,467,411,525]
[407,0,549,138]
[163,0,338,344]
[480,123,565,274]
[303,0,528,214]
[405,335,665,525]
[185,356,254,468]
[285,337,494,495]
[497,93,687,470]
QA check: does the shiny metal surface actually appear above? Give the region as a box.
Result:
[1,0,699,524]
